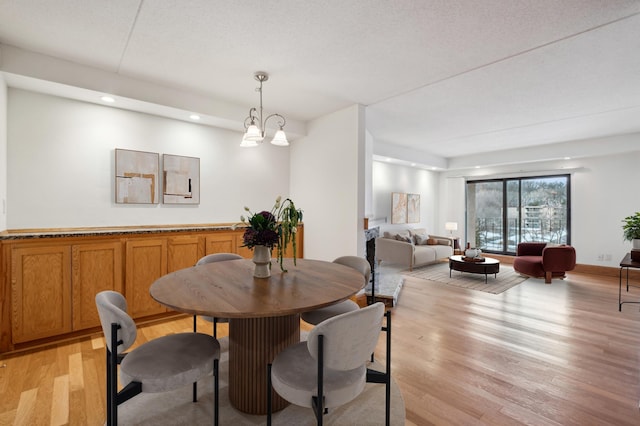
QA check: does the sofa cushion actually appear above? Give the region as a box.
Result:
[413,246,438,265]
[432,245,454,259]
[435,238,451,246]
[414,233,430,245]
[395,232,413,244]
[513,255,545,277]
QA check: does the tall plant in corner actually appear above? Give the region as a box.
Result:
[622,212,640,249]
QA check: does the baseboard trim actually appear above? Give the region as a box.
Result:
[489,254,640,280]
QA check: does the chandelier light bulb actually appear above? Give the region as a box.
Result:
[240,134,259,148]
[270,129,289,146]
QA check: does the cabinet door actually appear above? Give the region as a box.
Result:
[125,239,168,318]
[72,242,123,331]
[235,233,253,258]
[168,236,202,272]
[12,245,72,343]
[205,233,236,255]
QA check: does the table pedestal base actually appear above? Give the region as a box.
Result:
[229,315,300,414]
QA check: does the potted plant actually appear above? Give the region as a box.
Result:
[240,196,303,276]
[622,212,640,250]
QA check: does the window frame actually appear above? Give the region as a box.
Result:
[465,174,571,255]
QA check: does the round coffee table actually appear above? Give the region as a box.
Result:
[449,255,500,283]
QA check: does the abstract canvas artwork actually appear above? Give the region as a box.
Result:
[407,193,420,223]
[391,192,407,224]
[163,154,200,204]
[392,192,420,223]
[115,149,159,204]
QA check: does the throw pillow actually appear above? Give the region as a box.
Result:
[395,232,413,244]
[426,238,438,245]
[414,234,429,245]
[409,228,428,237]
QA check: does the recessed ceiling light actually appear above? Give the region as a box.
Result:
[411,163,416,167]
[189,114,200,120]
[475,166,481,169]
[564,157,571,160]
[385,158,391,162]
[431,167,437,170]
[101,96,115,103]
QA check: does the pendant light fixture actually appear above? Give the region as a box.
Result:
[240,72,288,147]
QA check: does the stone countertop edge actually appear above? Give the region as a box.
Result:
[0,224,242,240]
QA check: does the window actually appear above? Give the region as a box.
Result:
[466,175,570,254]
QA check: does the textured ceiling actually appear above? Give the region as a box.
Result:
[0,0,639,160]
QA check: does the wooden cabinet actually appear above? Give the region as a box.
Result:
[125,238,168,318]
[205,233,236,255]
[1,225,303,353]
[168,235,202,272]
[71,242,123,330]
[11,245,72,343]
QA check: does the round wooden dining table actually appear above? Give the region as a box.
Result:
[149,257,364,415]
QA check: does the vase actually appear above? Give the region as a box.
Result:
[252,245,271,278]
[465,248,482,258]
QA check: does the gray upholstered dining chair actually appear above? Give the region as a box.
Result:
[267,301,392,426]
[194,253,244,337]
[96,291,220,426]
[300,256,370,325]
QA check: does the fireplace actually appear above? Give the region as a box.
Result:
[364,227,379,304]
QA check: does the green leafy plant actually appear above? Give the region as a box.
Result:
[622,212,640,241]
[240,196,303,272]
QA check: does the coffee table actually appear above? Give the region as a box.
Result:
[449,255,500,283]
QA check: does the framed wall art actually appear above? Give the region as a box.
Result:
[115,149,159,204]
[391,192,407,224]
[163,154,200,204]
[407,193,420,223]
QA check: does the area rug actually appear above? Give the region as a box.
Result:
[402,261,527,294]
[117,340,405,425]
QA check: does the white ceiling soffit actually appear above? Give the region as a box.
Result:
[0,1,639,164]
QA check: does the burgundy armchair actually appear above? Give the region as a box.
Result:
[513,242,576,284]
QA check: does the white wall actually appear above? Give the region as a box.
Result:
[372,161,441,236]
[0,74,6,231]
[290,104,365,261]
[7,89,291,229]
[438,145,640,267]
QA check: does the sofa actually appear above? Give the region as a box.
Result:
[513,242,576,283]
[376,228,454,270]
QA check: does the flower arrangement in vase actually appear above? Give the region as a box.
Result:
[240,196,303,275]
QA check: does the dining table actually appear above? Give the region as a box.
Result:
[149,257,364,415]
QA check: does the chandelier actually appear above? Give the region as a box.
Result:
[240,72,288,147]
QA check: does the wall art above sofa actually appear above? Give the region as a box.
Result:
[391,192,420,224]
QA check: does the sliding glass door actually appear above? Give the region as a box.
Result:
[466,175,570,255]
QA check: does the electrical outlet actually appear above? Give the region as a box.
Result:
[597,254,604,261]
[605,254,612,261]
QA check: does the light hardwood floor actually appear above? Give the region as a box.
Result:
[1,270,639,425]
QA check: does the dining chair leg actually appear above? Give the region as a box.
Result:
[213,317,218,339]
[214,358,219,426]
[385,310,391,426]
[192,314,198,402]
[267,363,273,426]
[108,323,120,426]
